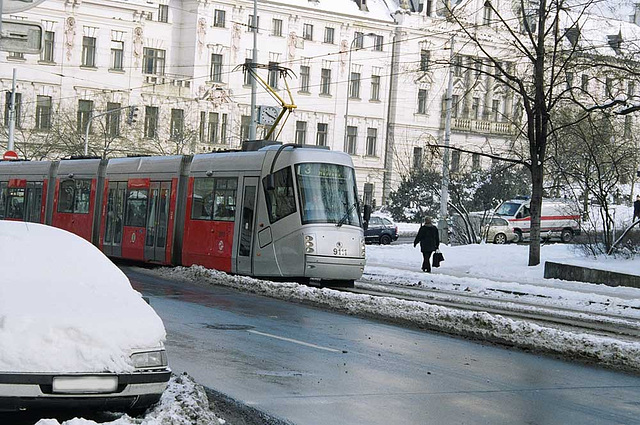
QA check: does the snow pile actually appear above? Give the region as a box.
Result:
[0,221,166,372]
[152,265,640,371]
[35,373,226,425]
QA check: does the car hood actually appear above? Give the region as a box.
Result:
[0,221,166,373]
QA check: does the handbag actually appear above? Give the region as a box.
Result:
[433,250,444,268]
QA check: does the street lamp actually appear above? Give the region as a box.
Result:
[343,32,377,152]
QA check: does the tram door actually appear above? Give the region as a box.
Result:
[144,181,171,263]
[103,181,126,257]
[236,177,258,275]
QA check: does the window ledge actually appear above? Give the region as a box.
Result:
[319,93,332,98]
[369,99,381,103]
[297,90,311,95]
[7,56,26,62]
[38,60,56,66]
[80,65,98,70]
[109,68,126,74]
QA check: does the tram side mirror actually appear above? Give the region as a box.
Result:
[265,174,275,191]
[363,204,372,230]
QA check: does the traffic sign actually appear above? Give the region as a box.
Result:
[0,20,43,54]
[1,0,47,14]
[3,150,18,160]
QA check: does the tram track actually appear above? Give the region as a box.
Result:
[342,277,640,342]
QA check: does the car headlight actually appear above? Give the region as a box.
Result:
[131,350,168,369]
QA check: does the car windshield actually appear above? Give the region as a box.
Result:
[495,202,522,216]
[296,163,361,226]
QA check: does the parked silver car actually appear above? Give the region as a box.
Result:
[482,217,517,244]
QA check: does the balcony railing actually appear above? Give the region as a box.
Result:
[448,117,514,136]
[142,73,192,96]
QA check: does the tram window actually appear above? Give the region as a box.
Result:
[263,167,296,223]
[6,188,25,220]
[25,184,43,223]
[191,177,237,221]
[125,189,148,227]
[0,183,6,219]
[57,179,92,214]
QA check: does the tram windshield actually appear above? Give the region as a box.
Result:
[296,163,361,226]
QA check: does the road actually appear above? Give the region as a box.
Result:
[126,267,640,425]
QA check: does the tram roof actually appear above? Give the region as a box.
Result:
[0,160,53,179]
[105,155,184,176]
[58,158,103,177]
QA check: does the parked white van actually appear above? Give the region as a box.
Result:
[493,198,581,243]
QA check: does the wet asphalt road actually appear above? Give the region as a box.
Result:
[126,267,640,425]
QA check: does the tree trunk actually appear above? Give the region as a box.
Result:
[529,162,543,266]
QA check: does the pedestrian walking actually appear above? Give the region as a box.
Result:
[413,217,440,272]
[634,195,640,222]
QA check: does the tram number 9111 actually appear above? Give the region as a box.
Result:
[333,246,348,256]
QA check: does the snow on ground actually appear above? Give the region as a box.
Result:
[0,221,165,373]
[35,374,225,425]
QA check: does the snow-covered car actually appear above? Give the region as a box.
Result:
[0,221,170,412]
[483,217,517,244]
[365,216,399,245]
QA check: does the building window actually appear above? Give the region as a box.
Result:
[77,99,93,133]
[565,71,574,89]
[295,121,307,144]
[214,9,226,27]
[628,81,635,97]
[451,94,460,118]
[221,113,228,143]
[81,36,96,67]
[243,58,252,85]
[268,61,279,89]
[370,74,380,101]
[210,53,223,82]
[170,109,184,140]
[41,31,55,62]
[471,97,480,119]
[425,0,433,16]
[373,35,383,51]
[346,126,357,154]
[144,106,158,138]
[483,4,492,25]
[303,24,313,41]
[366,128,377,156]
[240,115,251,141]
[199,111,206,142]
[349,72,361,98]
[605,77,614,98]
[413,147,423,169]
[4,92,22,128]
[417,89,427,114]
[581,74,589,91]
[248,15,259,33]
[35,95,52,131]
[491,98,500,121]
[143,48,166,75]
[420,49,430,72]
[354,31,364,49]
[299,65,310,92]
[110,40,124,70]
[208,112,219,144]
[320,68,332,95]
[472,153,480,171]
[453,56,463,77]
[316,123,328,146]
[158,4,169,23]
[324,27,334,44]
[451,151,460,174]
[271,19,282,36]
[106,102,121,137]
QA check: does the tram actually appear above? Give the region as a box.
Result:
[0,142,370,286]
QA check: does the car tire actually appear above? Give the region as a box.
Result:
[561,229,574,243]
[493,233,507,244]
[380,234,392,245]
[513,229,523,243]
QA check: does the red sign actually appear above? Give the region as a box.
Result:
[3,151,18,160]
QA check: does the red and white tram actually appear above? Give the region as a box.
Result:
[0,143,368,286]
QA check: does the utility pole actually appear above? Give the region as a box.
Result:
[439,35,455,244]
[7,68,16,151]
[248,0,258,141]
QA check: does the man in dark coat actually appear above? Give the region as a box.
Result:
[413,217,440,272]
[634,195,640,222]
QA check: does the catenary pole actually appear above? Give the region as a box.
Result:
[439,35,455,244]
[7,68,16,151]
[248,0,258,141]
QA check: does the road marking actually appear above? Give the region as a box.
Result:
[247,330,341,353]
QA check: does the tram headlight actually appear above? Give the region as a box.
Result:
[360,237,366,257]
[304,234,315,254]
